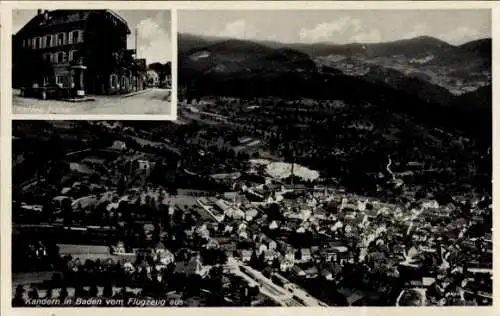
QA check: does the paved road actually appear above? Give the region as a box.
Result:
[13,88,171,115]
[229,259,304,306]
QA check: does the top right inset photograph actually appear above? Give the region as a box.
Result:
[177,9,492,307]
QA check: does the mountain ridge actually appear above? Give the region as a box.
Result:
[179,32,491,56]
[178,33,491,140]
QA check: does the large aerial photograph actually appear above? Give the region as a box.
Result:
[12,9,492,307]
[12,9,172,115]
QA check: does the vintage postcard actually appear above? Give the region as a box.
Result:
[0,1,498,315]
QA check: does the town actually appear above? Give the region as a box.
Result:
[12,101,492,306]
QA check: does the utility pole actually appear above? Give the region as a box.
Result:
[291,149,295,189]
[135,27,138,58]
[135,27,139,91]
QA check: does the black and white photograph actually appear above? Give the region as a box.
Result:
[12,9,172,115]
[8,6,495,310]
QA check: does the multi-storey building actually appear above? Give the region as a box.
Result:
[13,9,147,96]
[147,70,160,87]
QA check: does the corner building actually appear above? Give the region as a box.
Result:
[13,9,147,96]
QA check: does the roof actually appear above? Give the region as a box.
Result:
[240,249,253,258]
[301,248,311,255]
[155,241,166,250]
[292,265,305,275]
[305,266,319,274]
[16,10,130,37]
[105,10,130,32]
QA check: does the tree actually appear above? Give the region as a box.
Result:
[12,285,25,307]
[206,266,226,306]
[51,272,62,288]
[101,282,112,298]
[148,62,171,83]
[185,274,202,297]
[295,248,303,261]
[28,288,39,300]
[325,200,340,214]
[60,287,69,303]
[62,198,73,226]
[75,284,85,298]
[272,257,281,270]
[46,287,54,299]
[89,284,99,298]
[267,203,284,222]
[249,250,259,269]
[258,252,266,270]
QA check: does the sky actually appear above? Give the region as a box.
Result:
[13,10,171,63]
[179,10,491,45]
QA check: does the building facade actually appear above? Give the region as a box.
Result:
[147,70,160,87]
[13,9,147,96]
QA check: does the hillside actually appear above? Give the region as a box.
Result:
[179,38,317,82]
[459,38,492,60]
[361,65,455,105]
[178,34,491,140]
[291,36,455,58]
[179,34,491,93]
[177,33,222,54]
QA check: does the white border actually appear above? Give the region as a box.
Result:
[1,1,499,316]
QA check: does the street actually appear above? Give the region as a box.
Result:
[13,88,172,115]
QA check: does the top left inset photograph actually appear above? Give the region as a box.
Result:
[12,9,172,115]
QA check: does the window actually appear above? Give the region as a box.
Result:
[56,76,64,86]
[26,39,31,48]
[35,37,40,49]
[57,52,64,64]
[57,33,64,46]
[111,75,117,88]
[44,53,52,62]
[71,31,79,44]
[69,50,78,62]
[32,38,36,48]
[46,35,52,47]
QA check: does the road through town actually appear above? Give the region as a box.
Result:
[13,88,171,115]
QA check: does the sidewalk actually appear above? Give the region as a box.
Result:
[61,97,95,103]
[121,89,150,98]
[82,89,150,101]
[13,87,169,115]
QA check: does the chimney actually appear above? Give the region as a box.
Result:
[37,9,42,15]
